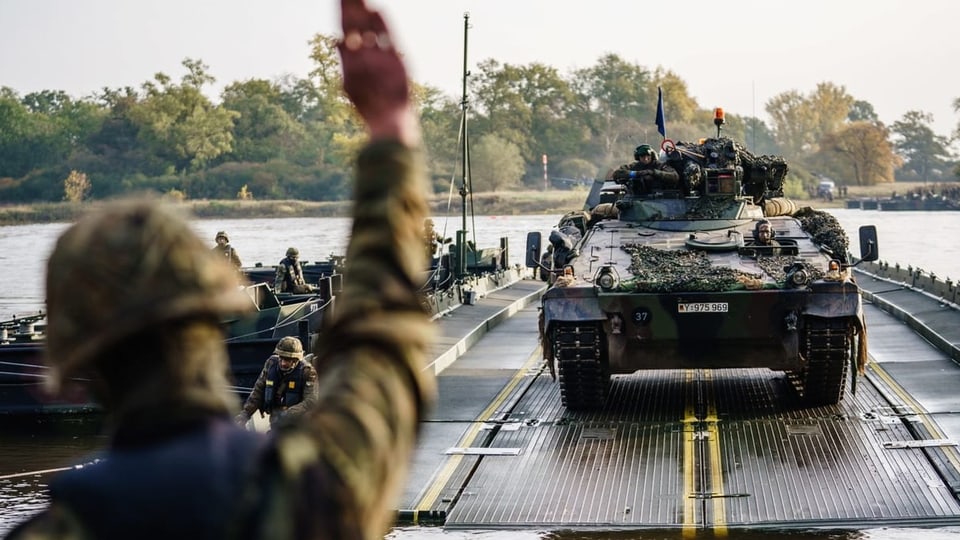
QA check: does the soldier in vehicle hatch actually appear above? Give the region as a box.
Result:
[212,230,243,269]
[5,1,435,538]
[235,336,319,430]
[752,219,782,255]
[612,143,680,195]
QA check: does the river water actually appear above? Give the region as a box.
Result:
[1,208,960,538]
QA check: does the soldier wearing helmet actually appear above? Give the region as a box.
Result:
[7,1,435,538]
[212,230,243,269]
[235,336,318,430]
[752,219,782,255]
[612,143,680,196]
[274,246,314,294]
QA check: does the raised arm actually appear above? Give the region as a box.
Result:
[272,1,436,537]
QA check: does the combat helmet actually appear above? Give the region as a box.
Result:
[274,336,304,360]
[215,231,229,242]
[286,247,299,259]
[634,144,657,161]
[44,198,253,392]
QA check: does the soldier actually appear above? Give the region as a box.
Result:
[274,246,314,294]
[753,219,782,254]
[612,144,680,196]
[212,230,243,269]
[5,0,435,537]
[235,336,319,430]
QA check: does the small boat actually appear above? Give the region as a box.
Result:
[241,258,345,299]
[223,282,332,390]
[0,282,333,416]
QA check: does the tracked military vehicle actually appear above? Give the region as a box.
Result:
[527,111,879,410]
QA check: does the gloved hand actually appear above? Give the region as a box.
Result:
[233,412,250,426]
[612,169,628,181]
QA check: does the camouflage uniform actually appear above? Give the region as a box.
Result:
[212,231,243,269]
[7,140,435,539]
[239,353,319,429]
[613,154,680,195]
[274,250,311,294]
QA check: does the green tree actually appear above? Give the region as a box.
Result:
[740,116,781,156]
[516,62,582,176]
[221,79,307,163]
[848,100,879,123]
[891,110,953,182]
[470,134,524,191]
[69,87,153,196]
[129,58,238,173]
[415,83,461,189]
[555,158,597,182]
[570,54,653,166]
[650,68,698,125]
[0,88,103,181]
[304,34,363,170]
[470,59,542,165]
[0,89,40,178]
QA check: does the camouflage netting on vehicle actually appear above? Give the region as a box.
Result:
[794,207,850,262]
[618,244,828,292]
[755,256,824,283]
[682,196,740,220]
[620,244,764,292]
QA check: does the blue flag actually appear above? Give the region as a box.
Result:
[655,86,666,138]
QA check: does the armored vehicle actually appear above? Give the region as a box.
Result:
[527,113,878,410]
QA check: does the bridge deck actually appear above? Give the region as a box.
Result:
[399,278,960,531]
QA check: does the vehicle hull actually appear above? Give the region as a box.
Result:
[542,282,863,373]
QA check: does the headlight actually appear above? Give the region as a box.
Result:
[596,266,619,291]
[789,268,809,287]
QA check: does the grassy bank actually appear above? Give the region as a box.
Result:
[0,190,591,226]
[0,183,933,226]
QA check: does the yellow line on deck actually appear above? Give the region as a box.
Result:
[683,370,727,537]
[415,346,543,514]
[682,370,697,538]
[869,362,960,472]
[704,371,727,537]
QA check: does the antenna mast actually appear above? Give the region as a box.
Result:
[456,12,471,278]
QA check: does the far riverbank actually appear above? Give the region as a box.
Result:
[0,183,934,226]
[0,190,591,227]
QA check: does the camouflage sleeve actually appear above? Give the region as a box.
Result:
[230,247,242,269]
[272,140,436,537]
[273,264,284,291]
[659,163,680,181]
[293,261,305,286]
[240,357,274,417]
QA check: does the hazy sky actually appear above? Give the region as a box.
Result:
[2,0,959,139]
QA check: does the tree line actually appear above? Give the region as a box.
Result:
[1,34,958,204]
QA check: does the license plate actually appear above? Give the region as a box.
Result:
[677,302,728,313]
